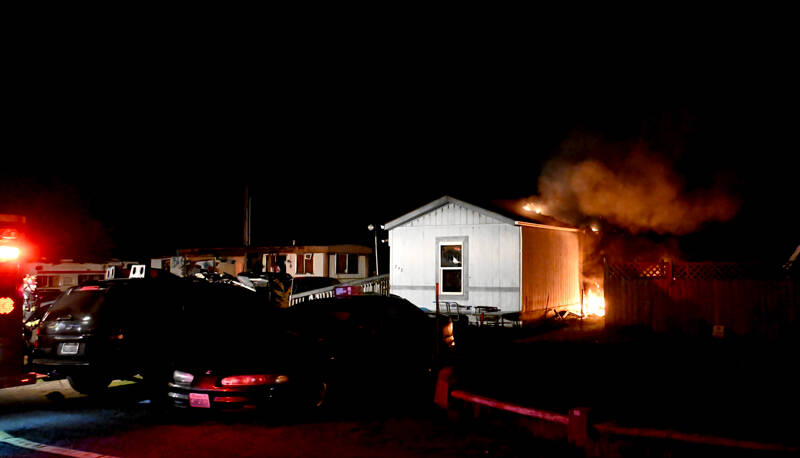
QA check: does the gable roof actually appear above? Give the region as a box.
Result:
[383,196,577,231]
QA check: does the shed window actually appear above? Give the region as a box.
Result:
[439,244,463,294]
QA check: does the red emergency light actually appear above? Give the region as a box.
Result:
[0,297,14,314]
[0,246,20,261]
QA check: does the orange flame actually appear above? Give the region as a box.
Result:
[583,285,605,317]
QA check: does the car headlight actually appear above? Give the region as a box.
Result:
[173,370,195,385]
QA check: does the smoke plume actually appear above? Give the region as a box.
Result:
[536,135,740,235]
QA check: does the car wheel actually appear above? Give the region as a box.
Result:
[67,375,111,395]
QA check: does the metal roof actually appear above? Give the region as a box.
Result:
[383,196,577,232]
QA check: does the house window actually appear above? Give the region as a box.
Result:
[297,253,314,275]
[336,253,360,275]
[78,274,104,284]
[36,275,57,288]
[439,243,463,294]
[264,254,289,272]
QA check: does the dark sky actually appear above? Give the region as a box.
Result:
[2,33,798,265]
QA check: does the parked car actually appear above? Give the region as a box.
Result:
[31,273,256,395]
[167,294,455,414]
[281,295,455,406]
[167,322,328,413]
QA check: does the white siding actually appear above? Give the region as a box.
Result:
[284,253,297,276]
[405,203,502,227]
[313,253,326,276]
[388,203,521,312]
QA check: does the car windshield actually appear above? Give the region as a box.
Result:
[45,286,109,320]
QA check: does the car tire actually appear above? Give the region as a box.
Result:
[67,375,111,395]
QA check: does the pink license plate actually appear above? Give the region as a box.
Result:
[189,393,211,408]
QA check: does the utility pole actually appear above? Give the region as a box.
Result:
[367,224,382,276]
[243,186,252,247]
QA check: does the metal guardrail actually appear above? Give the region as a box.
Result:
[441,384,799,454]
[289,278,519,328]
[289,274,390,305]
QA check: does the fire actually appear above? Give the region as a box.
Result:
[522,202,544,215]
[583,286,605,317]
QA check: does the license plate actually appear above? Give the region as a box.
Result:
[189,393,211,408]
[59,342,79,355]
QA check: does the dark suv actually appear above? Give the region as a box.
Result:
[31,274,192,394]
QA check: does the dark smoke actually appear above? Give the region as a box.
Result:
[524,132,742,294]
[536,134,740,235]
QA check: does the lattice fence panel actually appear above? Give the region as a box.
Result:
[605,262,666,280]
[607,262,791,280]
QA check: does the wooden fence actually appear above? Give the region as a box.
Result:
[604,261,800,339]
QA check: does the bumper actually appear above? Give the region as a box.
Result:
[0,373,38,389]
[31,358,91,367]
[166,382,293,411]
[31,358,91,376]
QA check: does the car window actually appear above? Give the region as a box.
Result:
[45,286,109,320]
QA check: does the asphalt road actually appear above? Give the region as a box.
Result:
[0,378,573,458]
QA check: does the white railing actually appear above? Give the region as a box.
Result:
[290,274,390,305]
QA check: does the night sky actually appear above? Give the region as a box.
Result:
[2,35,798,266]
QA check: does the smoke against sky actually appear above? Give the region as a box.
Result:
[535,136,741,235]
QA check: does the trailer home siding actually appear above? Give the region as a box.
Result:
[389,202,521,312]
[386,197,581,322]
[520,225,581,319]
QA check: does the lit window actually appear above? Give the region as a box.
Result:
[440,243,463,294]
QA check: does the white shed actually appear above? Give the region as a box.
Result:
[385,196,582,322]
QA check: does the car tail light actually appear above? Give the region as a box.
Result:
[220,374,289,386]
[77,286,101,291]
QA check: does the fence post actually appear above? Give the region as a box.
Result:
[433,366,456,410]
[435,282,440,356]
[568,407,591,447]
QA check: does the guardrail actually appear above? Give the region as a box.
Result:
[289,274,390,305]
[434,368,799,455]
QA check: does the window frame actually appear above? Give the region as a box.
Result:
[297,253,314,275]
[336,253,360,275]
[436,236,469,300]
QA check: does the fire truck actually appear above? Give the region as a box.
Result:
[0,214,38,389]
